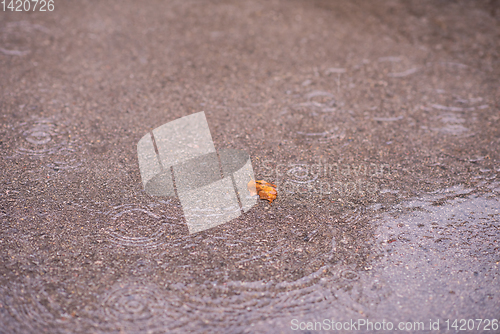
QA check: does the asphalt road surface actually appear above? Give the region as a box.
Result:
[1,0,499,333]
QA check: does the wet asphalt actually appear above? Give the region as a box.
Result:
[0,0,499,333]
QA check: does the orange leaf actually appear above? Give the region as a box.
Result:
[256,180,276,188]
[248,179,278,203]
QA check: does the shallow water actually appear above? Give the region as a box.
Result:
[1,0,499,332]
[1,184,498,333]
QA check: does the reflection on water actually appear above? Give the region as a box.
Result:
[368,186,499,320]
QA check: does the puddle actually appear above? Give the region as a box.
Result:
[2,115,497,332]
[1,1,498,332]
[363,189,500,323]
[3,185,497,332]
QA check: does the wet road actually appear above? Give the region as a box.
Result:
[1,0,499,333]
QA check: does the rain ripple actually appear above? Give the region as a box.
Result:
[100,203,186,249]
